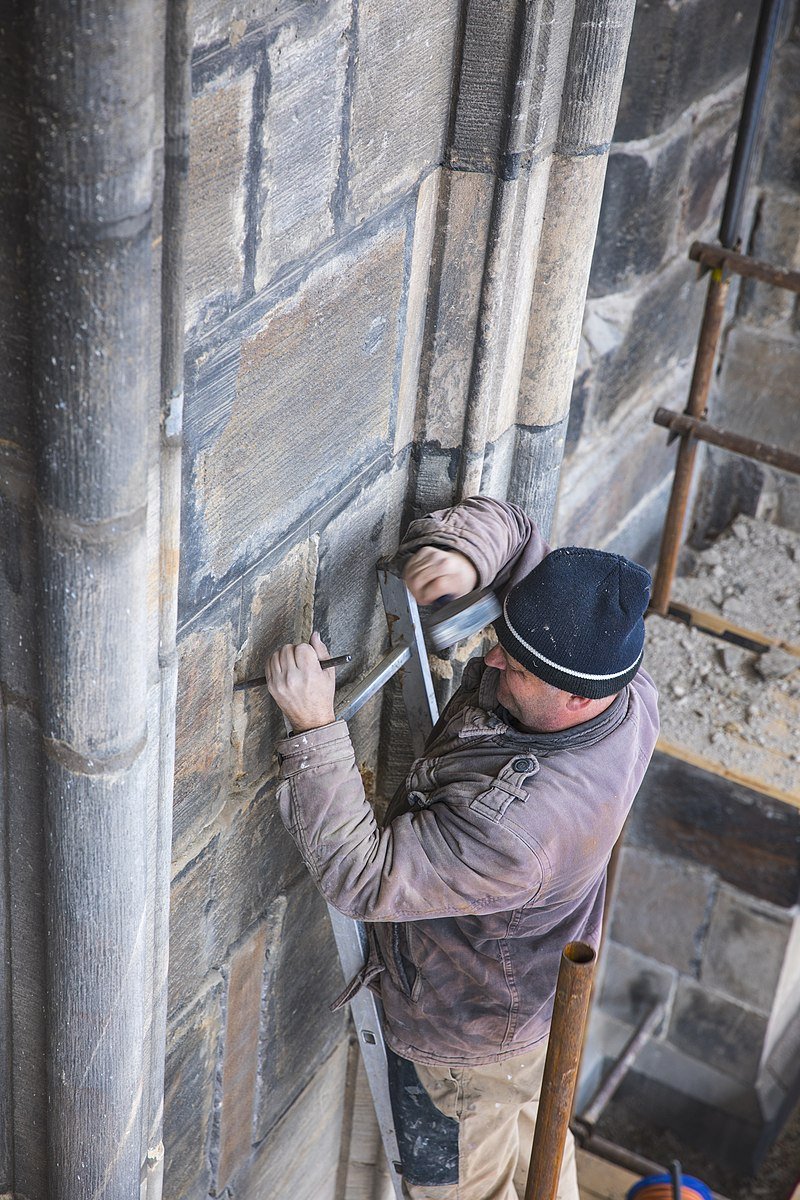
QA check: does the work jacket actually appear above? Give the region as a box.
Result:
[275,497,660,1066]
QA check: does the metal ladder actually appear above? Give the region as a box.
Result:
[324,565,501,1197]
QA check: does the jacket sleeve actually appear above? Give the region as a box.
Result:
[275,721,545,922]
[395,494,551,595]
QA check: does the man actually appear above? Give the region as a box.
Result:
[266,496,659,1200]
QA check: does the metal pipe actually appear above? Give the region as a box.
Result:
[653,408,800,477]
[456,0,542,499]
[718,0,788,248]
[144,2,191,1198]
[575,1002,665,1134]
[650,271,730,615]
[689,241,800,293]
[524,942,596,1200]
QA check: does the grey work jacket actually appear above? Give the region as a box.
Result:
[275,497,660,1066]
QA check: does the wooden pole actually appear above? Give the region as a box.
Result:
[524,943,596,1200]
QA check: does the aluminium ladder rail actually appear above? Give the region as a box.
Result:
[321,566,501,1196]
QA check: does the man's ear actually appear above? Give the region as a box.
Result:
[564,693,593,712]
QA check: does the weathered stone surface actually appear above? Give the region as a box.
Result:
[451,0,517,172]
[597,941,676,1029]
[396,170,439,455]
[668,977,768,1084]
[613,0,758,141]
[183,217,408,614]
[714,325,800,449]
[554,410,676,555]
[627,751,800,909]
[506,419,568,537]
[217,924,268,1190]
[186,66,253,331]
[588,259,707,426]
[192,0,269,48]
[610,845,717,975]
[313,462,406,764]
[588,135,688,297]
[163,980,223,1200]
[235,1041,348,1200]
[678,90,740,243]
[173,587,239,863]
[760,43,800,192]
[255,0,349,286]
[701,886,792,1014]
[418,170,493,447]
[739,195,800,331]
[347,0,459,221]
[519,152,610,429]
[168,788,304,1018]
[3,705,48,1200]
[255,873,348,1140]
[234,535,319,788]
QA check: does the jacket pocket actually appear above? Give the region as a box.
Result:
[389,922,422,1002]
[469,754,539,822]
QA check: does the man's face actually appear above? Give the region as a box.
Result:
[483,641,568,733]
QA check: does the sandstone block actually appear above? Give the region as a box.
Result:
[614,0,758,142]
[739,194,800,327]
[589,259,707,425]
[554,410,676,555]
[597,941,676,1029]
[423,170,494,446]
[234,1041,348,1200]
[668,977,767,1084]
[347,0,460,222]
[168,787,304,1019]
[610,845,717,975]
[255,0,349,286]
[235,536,319,788]
[192,0,270,49]
[217,924,269,1190]
[163,980,223,1200]
[701,885,792,1014]
[678,92,740,243]
[186,66,253,332]
[184,218,408,611]
[628,752,800,909]
[173,587,239,863]
[254,873,348,1140]
[714,325,800,450]
[588,135,688,297]
[396,170,440,455]
[760,44,800,192]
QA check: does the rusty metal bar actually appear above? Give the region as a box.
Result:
[524,942,596,1200]
[573,1002,665,1136]
[650,271,730,615]
[654,408,800,477]
[690,241,800,294]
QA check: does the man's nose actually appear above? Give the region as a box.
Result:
[484,643,505,670]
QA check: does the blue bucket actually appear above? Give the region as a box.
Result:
[626,1173,713,1200]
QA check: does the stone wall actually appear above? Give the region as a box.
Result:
[163,4,461,1197]
[553,0,800,567]
[582,752,800,1173]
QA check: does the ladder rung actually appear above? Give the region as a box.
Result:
[689,240,800,294]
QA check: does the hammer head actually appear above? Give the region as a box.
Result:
[425,590,502,652]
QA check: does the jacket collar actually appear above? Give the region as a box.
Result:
[469,662,630,755]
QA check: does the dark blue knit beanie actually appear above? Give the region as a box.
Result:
[494,547,651,699]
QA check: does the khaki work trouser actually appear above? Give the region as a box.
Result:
[403,1040,579,1200]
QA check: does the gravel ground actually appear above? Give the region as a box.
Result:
[595,1094,800,1200]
